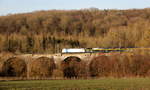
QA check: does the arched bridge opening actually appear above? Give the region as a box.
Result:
[61,56,82,78]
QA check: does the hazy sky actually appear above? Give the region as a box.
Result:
[0,0,150,15]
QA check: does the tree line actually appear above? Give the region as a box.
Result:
[0,8,150,53]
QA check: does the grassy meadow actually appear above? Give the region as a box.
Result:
[0,78,150,90]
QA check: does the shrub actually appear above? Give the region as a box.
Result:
[108,55,132,77]
[52,69,63,78]
[0,61,2,76]
[89,56,110,77]
[129,55,150,77]
[89,54,150,78]
[2,57,27,77]
[29,57,56,78]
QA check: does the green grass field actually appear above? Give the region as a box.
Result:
[0,78,150,90]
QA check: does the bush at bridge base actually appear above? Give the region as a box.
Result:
[1,57,27,77]
[129,55,150,77]
[61,56,87,78]
[0,61,3,76]
[89,56,110,77]
[29,57,56,78]
[52,69,64,78]
[107,55,132,77]
[0,52,15,76]
[89,54,150,78]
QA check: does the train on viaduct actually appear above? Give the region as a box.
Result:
[17,47,150,63]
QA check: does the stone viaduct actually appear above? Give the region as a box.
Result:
[18,53,100,63]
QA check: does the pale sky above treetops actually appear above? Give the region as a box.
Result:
[0,0,150,15]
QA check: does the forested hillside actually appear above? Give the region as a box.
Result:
[0,8,150,54]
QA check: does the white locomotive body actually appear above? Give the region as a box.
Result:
[62,48,86,53]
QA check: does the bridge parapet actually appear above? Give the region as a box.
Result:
[15,53,100,63]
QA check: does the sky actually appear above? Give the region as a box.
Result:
[0,0,150,15]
